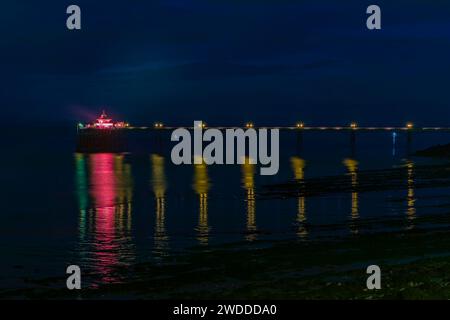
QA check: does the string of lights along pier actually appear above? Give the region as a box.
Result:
[77,112,450,132]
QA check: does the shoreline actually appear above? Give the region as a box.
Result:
[4,225,450,299]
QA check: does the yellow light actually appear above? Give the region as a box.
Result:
[245,122,254,128]
[350,122,357,129]
[296,122,304,128]
[406,122,413,129]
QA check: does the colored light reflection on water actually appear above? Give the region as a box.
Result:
[151,154,169,255]
[66,130,450,288]
[193,157,210,246]
[7,128,450,294]
[75,153,134,286]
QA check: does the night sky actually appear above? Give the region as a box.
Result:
[3,0,450,126]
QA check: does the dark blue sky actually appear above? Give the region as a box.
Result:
[2,0,450,126]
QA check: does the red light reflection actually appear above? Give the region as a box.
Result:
[89,153,119,284]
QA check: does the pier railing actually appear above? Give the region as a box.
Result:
[79,125,450,132]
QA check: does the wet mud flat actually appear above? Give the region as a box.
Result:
[415,143,450,158]
[260,161,450,199]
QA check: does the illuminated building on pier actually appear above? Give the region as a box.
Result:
[81,111,129,129]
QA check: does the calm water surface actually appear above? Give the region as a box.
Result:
[2,127,450,289]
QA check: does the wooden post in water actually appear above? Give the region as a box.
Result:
[152,125,165,155]
[406,130,413,157]
[350,130,356,158]
[76,128,128,153]
[296,129,304,155]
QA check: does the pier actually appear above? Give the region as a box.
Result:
[80,125,450,132]
[76,112,450,154]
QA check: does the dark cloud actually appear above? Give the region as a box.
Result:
[3,0,450,126]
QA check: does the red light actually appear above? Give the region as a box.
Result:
[94,111,114,129]
[89,111,128,129]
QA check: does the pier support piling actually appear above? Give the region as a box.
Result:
[350,130,356,158]
[296,130,304,155]
[76,129,128,153]
[406,130,413,157]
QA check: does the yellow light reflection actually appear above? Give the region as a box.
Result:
[151,154,169,254]
[291,157,307,239]
[115,155,133,233]
[193,156,210,245]
[242,157,257,241]
[405,160,416,229]
[291,157,305,181]
[343,158,359,234]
